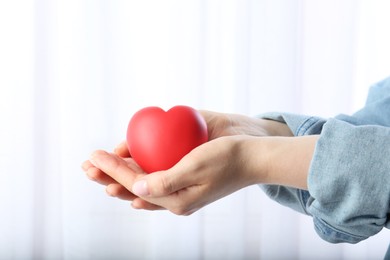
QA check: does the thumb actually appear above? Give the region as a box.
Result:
[132,162,197,198]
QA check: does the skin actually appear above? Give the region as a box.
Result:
[82,110,319,215]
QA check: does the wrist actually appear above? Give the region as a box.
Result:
[237,135,319,189]
[257,119,294,137]
[234,136,270,186]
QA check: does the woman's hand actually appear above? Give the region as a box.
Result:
[82,110,297,213]
[85,135,262,215]
[199,110,293,139]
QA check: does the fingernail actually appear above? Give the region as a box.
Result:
[132,180,149,197]
[106,185,115,197]
[81,161,90,172]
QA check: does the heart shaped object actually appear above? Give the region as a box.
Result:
[127,105,208,173]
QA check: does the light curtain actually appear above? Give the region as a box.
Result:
[1,0,390,259]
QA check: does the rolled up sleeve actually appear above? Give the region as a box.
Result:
[258,76,390,244]
[307,119,390,243]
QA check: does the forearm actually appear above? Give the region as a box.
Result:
[239,135,319,190]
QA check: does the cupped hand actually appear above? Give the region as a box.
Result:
[84,135,260,215]
[82,110,291,212]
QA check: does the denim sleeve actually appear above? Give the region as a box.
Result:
[307,118,390,243]
[258,76,390,244]
[335,76,390,126]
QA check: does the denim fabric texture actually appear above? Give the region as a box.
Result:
[259,76,390,244]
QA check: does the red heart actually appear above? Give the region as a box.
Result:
[127,106,208,173]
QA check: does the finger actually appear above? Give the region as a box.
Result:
[114,141,131,158]
[123,157,144,173]
[132,186,205,215]
[198,110,215,139]
[85,165,119,185]
[106,183,137,201]
[131,154,200,198]
[90,150,145,191]
[81,160,93,172]
[131,198,165,211]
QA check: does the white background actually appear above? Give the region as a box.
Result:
[1,0,390,259]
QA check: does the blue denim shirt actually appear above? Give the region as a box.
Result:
[260,76,390,244]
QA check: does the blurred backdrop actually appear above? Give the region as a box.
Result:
[1,0,390,259]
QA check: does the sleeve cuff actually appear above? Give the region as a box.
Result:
[307,118,390,243]
[259,112,326,136]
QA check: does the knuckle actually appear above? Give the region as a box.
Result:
[170,200,191,216]
[108,156,122,172]
[170,206,188,216]
[157,175,174,196]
